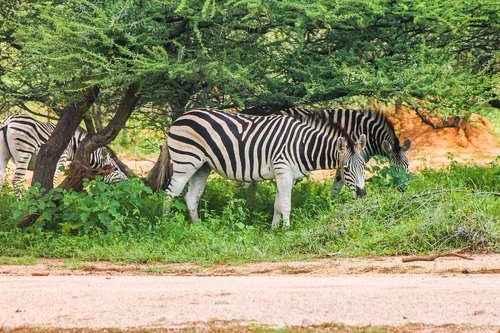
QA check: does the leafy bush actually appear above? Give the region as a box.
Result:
[0,186,16,229]
[365,156,416,191]
[11,178,162,234]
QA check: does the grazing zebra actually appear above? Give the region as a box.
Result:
[0,114,126,191]
[149,108,367,228]
[280,107,411,194]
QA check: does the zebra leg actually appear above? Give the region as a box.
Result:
[331,169,344,196]
[12,154,31,193]
[52,153,68,188]
[184,164,211,222]
[165,161,205,222]
[272,172,294,229]
[0,147,10,190]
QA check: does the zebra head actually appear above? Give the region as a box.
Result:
[91,147,127,183]
[336,134,367,197]
[381,138,411,171]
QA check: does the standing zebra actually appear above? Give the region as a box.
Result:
[149,108,367,228]
[0,114,126,191]
[280,107,411,194]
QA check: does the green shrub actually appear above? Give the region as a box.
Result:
[11,178,162,234]
[366,156,417,191]
[0,186,16,229]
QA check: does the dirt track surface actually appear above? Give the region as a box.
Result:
[0,255,499,331]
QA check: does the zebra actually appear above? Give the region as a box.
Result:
[149,108,367,228]
[280,107,411,194]
[0,114,126,191]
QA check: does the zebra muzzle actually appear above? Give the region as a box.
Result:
[355,186,366,197]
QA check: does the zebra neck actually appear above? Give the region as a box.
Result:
[370,132,396,158]
[304,130,336,171]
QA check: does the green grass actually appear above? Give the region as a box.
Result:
[0,161,498,264]
[0,256,37,265]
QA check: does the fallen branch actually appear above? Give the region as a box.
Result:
[57,162,116,192]
[402,252,473,263]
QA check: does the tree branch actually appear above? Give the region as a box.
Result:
[15,102,59,121]
[75,83,140,165]
[163,19,188,52]
[411,105,462,129]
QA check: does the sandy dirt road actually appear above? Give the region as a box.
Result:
[0,256,499,331]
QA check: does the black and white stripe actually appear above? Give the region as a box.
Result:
[0,114,126,191]
[150,108,367,228]
[280,107,411,194]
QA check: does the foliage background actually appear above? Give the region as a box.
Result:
[1,0,498,125]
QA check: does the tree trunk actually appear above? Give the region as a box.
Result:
[74,83,140,165]
[31,86,99,190]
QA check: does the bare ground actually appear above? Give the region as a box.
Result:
[0,255,499,332]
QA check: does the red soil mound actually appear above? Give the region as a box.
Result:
[384,107,499,171]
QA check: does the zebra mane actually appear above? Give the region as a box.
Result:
[288,109,356,151]
[363,109,401,151]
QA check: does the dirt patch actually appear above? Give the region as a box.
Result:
[1,254,498,277]
[386,107,499,171]
[1,273,498,330]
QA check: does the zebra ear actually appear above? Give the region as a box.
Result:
[382,140,392,155]
[336,137,347,153]
[402,138,411,151]
[356,134,367,151]
[99,147,110,162]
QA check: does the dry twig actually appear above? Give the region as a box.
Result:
[402,252,473,263]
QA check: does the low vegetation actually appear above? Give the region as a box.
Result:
[0,159,498,264]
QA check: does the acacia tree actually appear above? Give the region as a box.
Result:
[1,0,498,189]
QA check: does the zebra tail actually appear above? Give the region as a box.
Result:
[146,140,172,192]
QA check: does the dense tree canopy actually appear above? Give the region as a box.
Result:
[2,0,498,115]
[0,0,498,188]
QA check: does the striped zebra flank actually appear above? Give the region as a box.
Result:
[0,114,127,192]
[151,108,367,228]
[280,107,411,195]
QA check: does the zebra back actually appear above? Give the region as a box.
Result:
[281,107,411,169]
[165,108,366,183]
